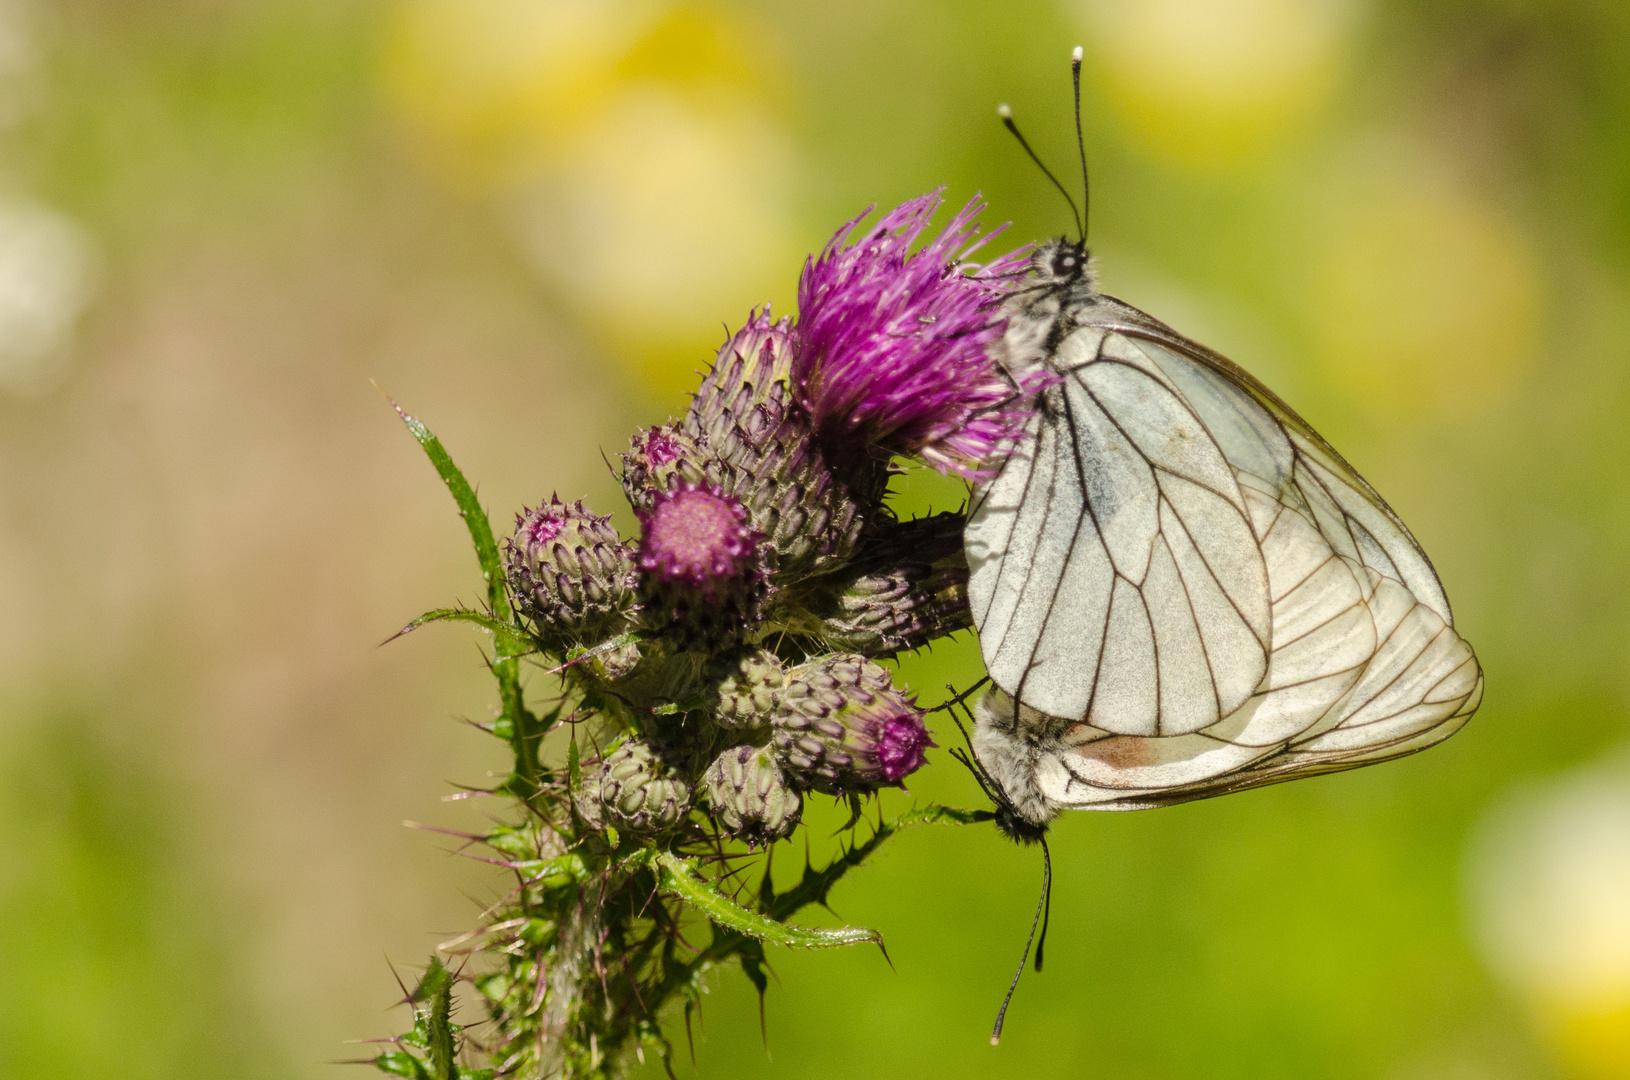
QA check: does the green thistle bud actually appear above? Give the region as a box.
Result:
[711,650,787,731]
[686,310,795,449]
[504,497,637,644]
[772,654,934,794]
[814,512,972,656]
[575,740,692,836]
[704,744,802,844]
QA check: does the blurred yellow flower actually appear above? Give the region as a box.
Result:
[384,0,652,191]
[1303,151,1541,420]
[1466,752,1630,1079]
[508,86,797,392]
[1072,0,1359,168]
[382,0,800,399]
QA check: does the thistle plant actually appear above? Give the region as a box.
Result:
[369,191,1037,1079]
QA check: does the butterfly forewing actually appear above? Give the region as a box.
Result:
[968,297,1482,816]
[967,330,1274,739]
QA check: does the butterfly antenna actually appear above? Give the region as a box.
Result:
[991,846,1051,1045]
[1070,45,1090,243]
[948,739,1001,807]
[945,697,1002,799]
[1034,836,1053,972]
[997,103,1083,240]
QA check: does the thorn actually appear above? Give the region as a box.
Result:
[385,954,412,1007]
[403,820,481,840]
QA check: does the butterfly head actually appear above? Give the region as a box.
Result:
[994,805,1051,846]
[1030,236,1097,293]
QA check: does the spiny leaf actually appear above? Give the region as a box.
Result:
[380,391,508,622]
[652,851,883,952]
[766,803,988,922]
[373,1050,432,1079]
[382,390,545,793]
[412,956,455,1004]
[384,607,531,654]
[416,957,457,1080]
[504,851,589,888]
[894,803,992,828]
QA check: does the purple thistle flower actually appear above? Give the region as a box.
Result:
[637,482,760,602]
[636,427,683,466]
[792,189,1038,479]
[518,502,567,548]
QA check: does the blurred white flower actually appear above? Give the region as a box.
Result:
[1465,750,1630,1078]
[508,86,797,390]
[0,202,97,396]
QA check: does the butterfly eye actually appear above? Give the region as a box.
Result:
[1050,248,1080,278]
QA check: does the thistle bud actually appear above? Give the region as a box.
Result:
[772,654,933,793]
[814,512,972,656]
[684,311,875,581]
[504,497,637,643]
[711,650,787,731]
[704,744,802,845]
[686,310,794,449]
[575,740,692,836]
[637,482,764,637]
[620,424,725,513]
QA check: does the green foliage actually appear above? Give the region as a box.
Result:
[0,715,288,1080]
[372,957,494,1080]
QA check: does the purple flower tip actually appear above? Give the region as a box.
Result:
[874,712,934,782]
[638,484,758,595]
[634,427,683,467]
[515,499,568,548]
[792,189,1037,478]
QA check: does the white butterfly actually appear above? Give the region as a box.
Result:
[965,237,1483,828]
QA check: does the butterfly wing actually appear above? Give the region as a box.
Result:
[967,300,1482,812]
[966,325,1272,739]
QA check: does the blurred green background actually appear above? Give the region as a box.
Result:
[1,1,1627,1077]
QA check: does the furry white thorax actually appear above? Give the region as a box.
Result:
[973,688,1068,828]
[990,238,1100,386]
